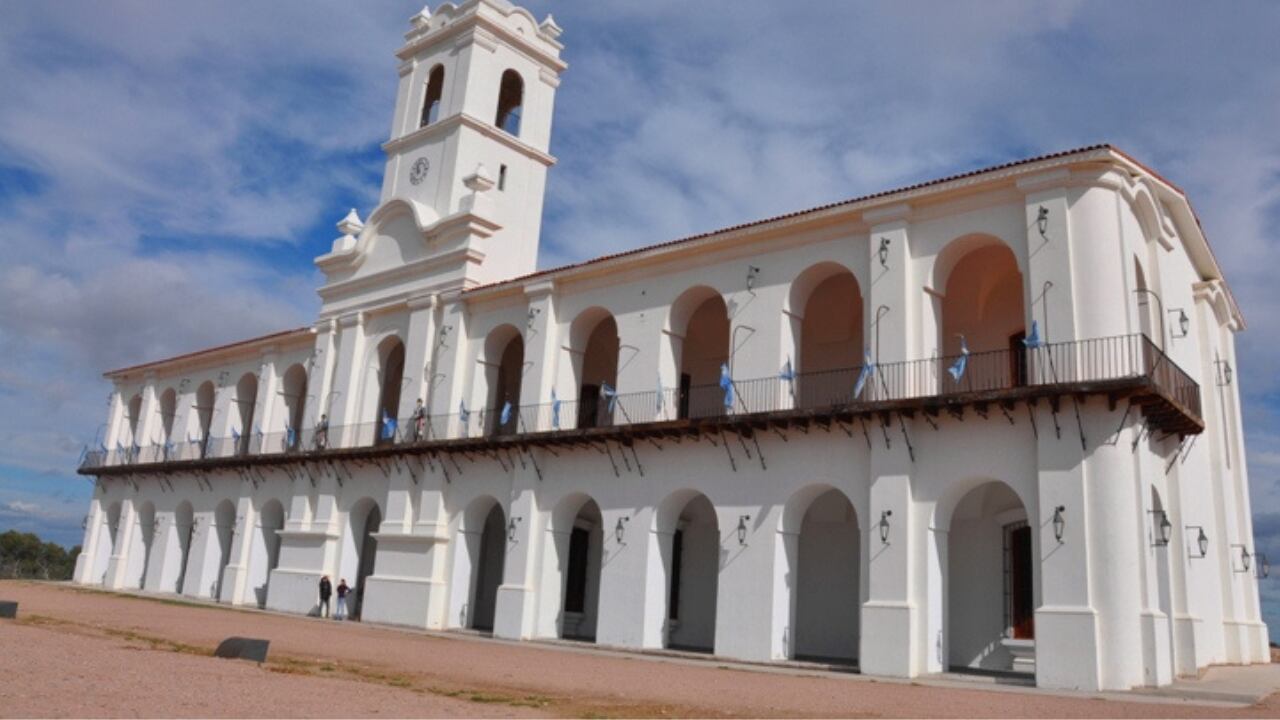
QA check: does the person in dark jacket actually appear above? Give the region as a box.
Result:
[335,578,351,620]
[318,575,332,618]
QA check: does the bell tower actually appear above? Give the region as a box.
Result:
[374,0,565,288]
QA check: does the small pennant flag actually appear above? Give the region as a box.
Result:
[286,425,297,448]
[459,400,470,424]
[551,388,561,429]
[854,351,875,399]
[601,383,618,413]
[656,373,665,412]
[1023,320,1043,349]
[500,401,512,426]
[779,357,796,382]
[381,410,397,440]
[948,335,970,382]
[719,363,735,409]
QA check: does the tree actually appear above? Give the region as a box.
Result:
[0,531,80,580]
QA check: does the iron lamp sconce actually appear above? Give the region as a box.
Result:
[526,307,541,329]
[745,265,761,292]
[878,510,892,545]
[1052,505,1066,543]
[737,515,751,545]
[507,516,523,542]
[1036,206,1050,240]
[1186,526,1210,558]
[1168,309,1190,339]
[877,237,891,268]
[1216,360,1233,387]
[1149,510,1172,547]
[1256,553,1271,580]
[1231,543,1252,573]
[614,516,630,544]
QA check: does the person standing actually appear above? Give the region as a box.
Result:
[315,414,329,450]
[411,398,426,441]
[318,575,332,618]
[335,578,350,620]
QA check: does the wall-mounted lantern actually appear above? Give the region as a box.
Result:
[1256,553,1271,580]
[1149,510,1172,547]
[1185,525,1209,558]
[1231,544,1252,573]
[1052,505,1066,543]
[507,516,523,542]
[737,515,751,545]
[1036,206,1050,240]
[526,307,541,329]
[877,237,891,268]
[1216,359,1233,387]
[1168,309,1190,339]
[614,516,630,544]
[878,510,892,545]
[746,265,761,292]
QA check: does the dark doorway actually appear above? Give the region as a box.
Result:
[354,505,381,621]
[565,527,590,614]
[667,529,684,620]
[1008,332,1028,387]
[472,504,506,631]
[1006,524,1034,639]
[677,374,692,420]
[577,384,601,429]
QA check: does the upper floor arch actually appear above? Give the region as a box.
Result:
[495,69,525,137]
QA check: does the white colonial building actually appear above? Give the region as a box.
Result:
[74,0,1268,693]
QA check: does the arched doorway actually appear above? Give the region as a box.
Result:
[213,500,236,599]
[248,500,285,607]
[569,308,619,429]
[375,338,405,446]
[95,501,123,584]
[653,490,720,652]
[779,486,860,663]
[549,494,604,641]
[449,496,507,631]
[234,373,258,455]
[484,326,524,437]
[668,288,729,419]
[195,382,215,458]
[339,499,382,621]
[944,481,1035,675]
[937,238,1025,390]
[127,501,157,589]
[159,389,177,459]
[172,501,195,594]
[1150,487,1175,683]
[280,364,308,452]
[788,264,863,409]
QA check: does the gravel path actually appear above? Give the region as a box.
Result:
[1,580,1275,718]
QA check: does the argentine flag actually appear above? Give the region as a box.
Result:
[854,351,875,399]
[948,335,970,382]
[719,363,735,409]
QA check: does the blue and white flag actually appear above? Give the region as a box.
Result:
[286,425,297,448]
[231,428,240,442]
[187,433,198,445]
[601,383,618,413]
[459,400,470,424]
[779,357,796,382]
[854,351,875,399]
[1023,320,1043,349]
[948,335,970,382]
[656,373,665,412]
[719,363,735,409]
[500,401,512,426]
[381,410,397,440]
[551,388,561,429]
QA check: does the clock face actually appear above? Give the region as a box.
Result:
[409,157,430,185]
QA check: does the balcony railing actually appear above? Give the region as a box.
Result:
[79,333,1202,472]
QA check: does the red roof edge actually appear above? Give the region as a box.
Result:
[105,327,313,378]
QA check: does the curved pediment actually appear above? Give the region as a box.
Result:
[315,198,441,282]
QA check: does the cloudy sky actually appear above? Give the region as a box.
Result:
[1,1,1278,631]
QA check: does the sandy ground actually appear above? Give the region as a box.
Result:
[0,580,1277,718]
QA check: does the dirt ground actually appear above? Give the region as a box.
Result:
[0,581,1276,719]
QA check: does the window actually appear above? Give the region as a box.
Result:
[498,164,507,191]
[494,70,524,136]
[420,65,445,127]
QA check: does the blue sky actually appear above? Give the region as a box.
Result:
[1,1,1278,634]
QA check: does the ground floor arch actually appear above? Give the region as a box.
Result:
[541,493,604,641]
[170,501,195,594]
[247,499,286,607]
[93,501,123,585]
[651,490,720,652]
[339,498,382,620]
[449,496,507,631]
[212,500,236,599]
[940,480,1036,675]
[125,501,156,589]
[778,485,861,663]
